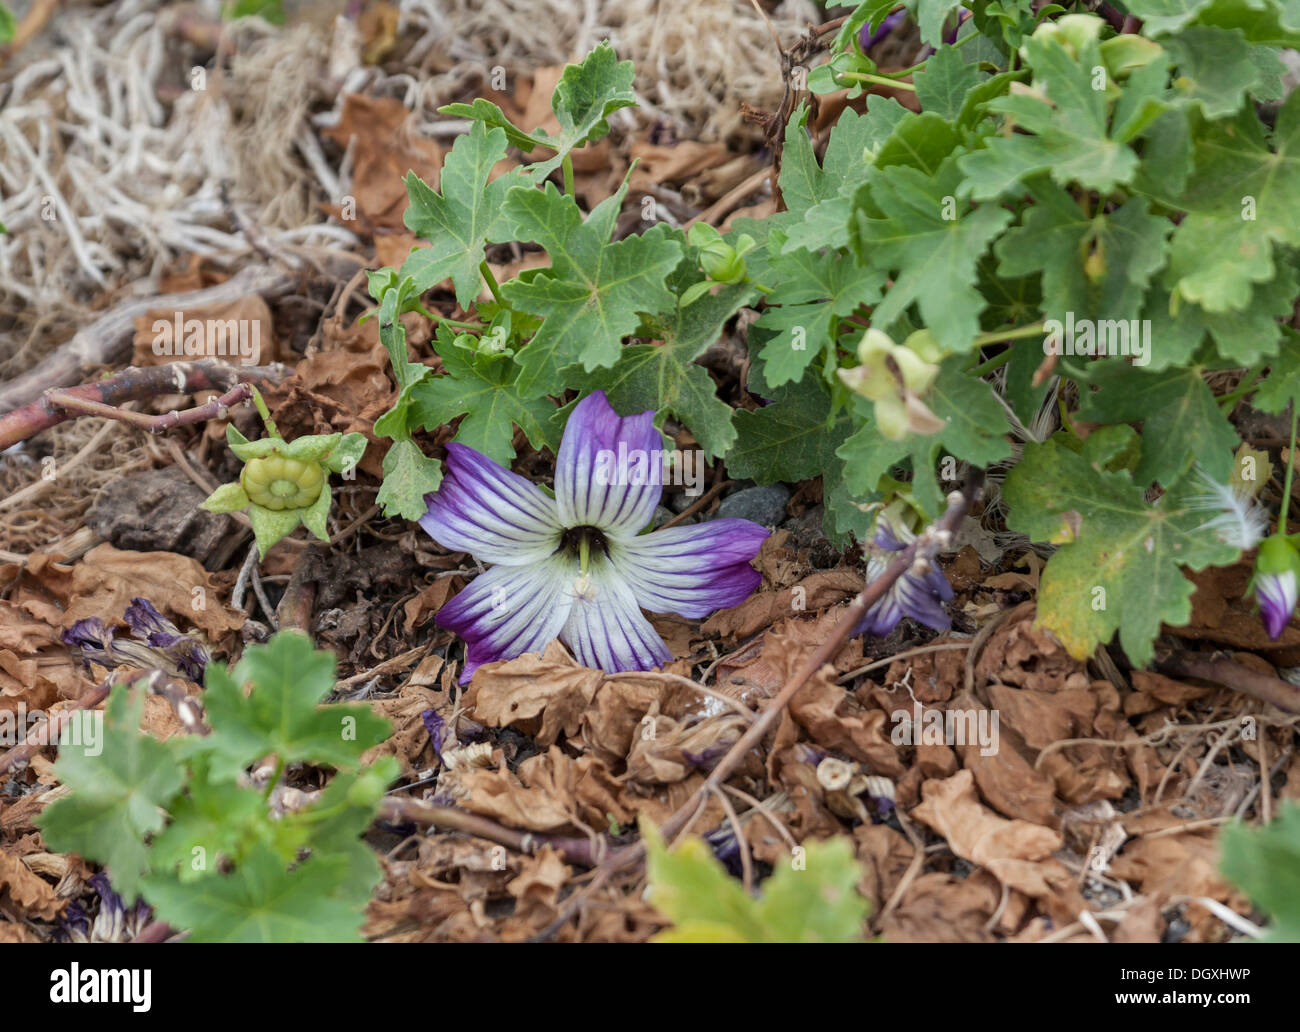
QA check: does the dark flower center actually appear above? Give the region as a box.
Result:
[558,525,609,559]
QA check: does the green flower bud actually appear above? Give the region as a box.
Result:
[240,454,325,512]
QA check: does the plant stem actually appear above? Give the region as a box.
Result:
[1217,366,1264,412]
[562,154,576,197]
[1281,404,1299,532]
[968,349,1015,377]
[840,71,917,90]
[972,321,1046,347]
[250,386,280,440]
[479,261,505,306]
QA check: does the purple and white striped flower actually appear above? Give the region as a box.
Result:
[1253,534,1300,640]
[420,391,769,682]
[854,519,954,637]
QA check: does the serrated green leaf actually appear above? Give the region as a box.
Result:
[1253,327,1300,413]
[526,42,636,178]
[1075,361,1240,486]
[436,98,539,152]
[780,100,911,253]
[1220,804,1300,942]
[1164,25,1265,117]
[644,821,868,943]
[400,122,526,309]
[856,159,1014,354]
[39,685,185,904]
[408,338,556,466]
[142,846,365,943]
[199,631,391,780]
[563,279,754,459]
[914,45,985,122]
[149,756,278,884]
[958,34,1153,199]
[502,182,683,397]
[727,379,852,483]
[376,439,443,521]
[996,181,1171,325]
[756,246,883,387]
[1003,436,1241,665]
[1153,91,1300,312]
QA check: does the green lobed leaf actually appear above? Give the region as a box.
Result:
[400,121,528,309]
[376,439,443,522]
[855,158,1014,354]
[1220,803,1300,942]
[1074,360,1239,486]
[502,181,683,397]
[1003,435,1241,665]
[644,821,869,943]
[409,335,556,466]
[199,631,391,781]
[142,846,366,943]
[562,276,755,459]
[39,685,185,904]
[526,42,637,178]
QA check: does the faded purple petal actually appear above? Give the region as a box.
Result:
[555,391,662,536]
[421,442,562,565]
[859,8,906,51]
[436,554,576,683]
[558,554,672,673]
[421,709,446,762]
[854,553,953,637]
[1257,570,1297,640]
[611,518,768,618]
[123,598,171,640]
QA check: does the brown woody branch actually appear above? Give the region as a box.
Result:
[0,360,287,451]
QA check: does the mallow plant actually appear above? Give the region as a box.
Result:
[349,15,1300,674]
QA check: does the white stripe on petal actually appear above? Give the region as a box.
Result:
[558,554,671,673]
[608,519,767,618]
[420,443,563,565]
[554,391,662,536]
[436,554,577,683]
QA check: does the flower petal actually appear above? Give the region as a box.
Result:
[420,442,563,565]
[558,554,672,673]
[554,390,662,536]
[436,555,577,683]
[1257,570,1297,640]
[610,518,768,618]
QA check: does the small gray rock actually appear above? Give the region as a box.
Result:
[88,466,234,567]
[717,484,790,527]
[652,504,676,528]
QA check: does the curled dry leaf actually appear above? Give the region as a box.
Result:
[911,769,1068,898]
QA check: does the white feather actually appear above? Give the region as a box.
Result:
[1187,465,1268,550]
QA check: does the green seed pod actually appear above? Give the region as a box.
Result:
[240,454,325,511]
[698,239,748,284]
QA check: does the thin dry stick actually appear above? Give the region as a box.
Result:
[378,795,604,866]
[0,418,118,513]
[711,784,755,893]
[537,472,986,937]
[1157,651,1300,714]
[838,641,973,684]
[659,479,732,529]
[0,677,116,776]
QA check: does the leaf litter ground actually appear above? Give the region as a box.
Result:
[0,0,1293,944]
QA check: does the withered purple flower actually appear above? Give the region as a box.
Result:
[420,390,768,682]
[854,520,954,637]
[63,598,209,681]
